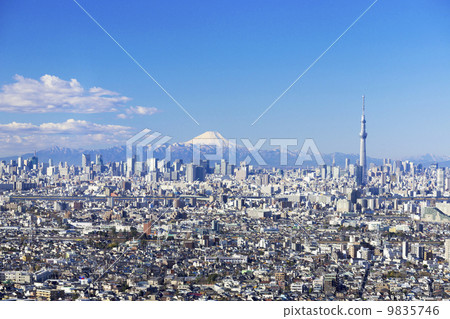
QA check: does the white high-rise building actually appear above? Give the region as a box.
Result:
[147,158,158,172]
[81,153,90,169]
[437,168,445,192]
[445,239,450,263]
[402,241,409,259]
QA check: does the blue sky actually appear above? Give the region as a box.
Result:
[0,0,449,158]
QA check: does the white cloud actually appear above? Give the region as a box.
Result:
[117,113,128,119]
[117,105,160,119]
[0,119,133,156]
[127,106,159,115]
[0,74,131,113]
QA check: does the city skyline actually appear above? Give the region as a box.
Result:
[0,0,449,158]
[0,126,449,168]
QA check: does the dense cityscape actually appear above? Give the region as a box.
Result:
[0,105,449,301]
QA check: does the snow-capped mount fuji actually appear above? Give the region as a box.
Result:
[182,131,235,147]
[167,131,242,164]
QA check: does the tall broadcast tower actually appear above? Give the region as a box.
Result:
[359,95,367,185]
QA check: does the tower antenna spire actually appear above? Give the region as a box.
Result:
[362,95,365,116]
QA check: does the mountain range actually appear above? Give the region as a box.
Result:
[1,131,449,168]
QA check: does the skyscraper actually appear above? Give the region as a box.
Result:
[95,154,103,166]
[402,241,409,259]
[220,159,227,176]
[345,158,350,171]
[359,95,367,185]
[445,239,450,263]
[186,163,205,182]
[186,163,195,183]
[437,168,445,192]
[30,151,38,169]
[82,153,90,169]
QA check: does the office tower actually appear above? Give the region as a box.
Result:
[359,95,367,185]
[402,241,409,259]
[29,152,38,169]
[393,160,402,173]
[220,159,227,176]
[173,159,183,172]
[199,159,210,173]
[320,165,327,180]
[417,245,425,260]
[126,156,135,177]
[226,163,235,176]
[345,158,350,171]
[147,158,158,172]
[95,154,103,166]
[410,162,415,175]
[381,172,386,187]
[186,163,195,183]
[134,161,145,175]
[402,161,410,173]
[332,166,340,179]
[196,165,206,181]
[355,165,363,186]
[437,168,445,192]
[17,156,23,169]
[445,239,450,263]
[82,153,90,169]
[411,243,424,260]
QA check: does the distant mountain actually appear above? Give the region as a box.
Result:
[0,146,83,166]
[1,131,448,168]
[322,152,383,167]
[403,153,450,166]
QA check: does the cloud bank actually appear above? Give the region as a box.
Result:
[0,74,131,113]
